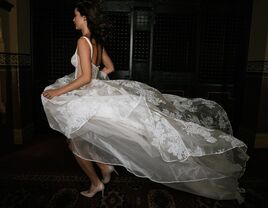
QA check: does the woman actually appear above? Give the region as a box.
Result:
[42,0,115,197]
[42,0,249,201]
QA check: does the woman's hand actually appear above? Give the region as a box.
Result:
[42,89,61,99]
[99,70,108,79]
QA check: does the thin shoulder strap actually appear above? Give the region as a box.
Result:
[81,36,93,58]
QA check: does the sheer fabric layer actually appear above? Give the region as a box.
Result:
[42,74,248,201]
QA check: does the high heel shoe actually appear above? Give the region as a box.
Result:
[80,182,105,198]
[102,165,119,184]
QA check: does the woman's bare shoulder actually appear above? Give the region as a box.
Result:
[77,37,89,48]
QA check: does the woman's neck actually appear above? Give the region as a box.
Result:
[82,27,91,38]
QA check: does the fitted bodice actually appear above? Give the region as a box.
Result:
[71,36,99,79]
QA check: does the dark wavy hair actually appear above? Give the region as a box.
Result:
[75,0,111,44]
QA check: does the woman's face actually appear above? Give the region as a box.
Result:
[73,8,85,30]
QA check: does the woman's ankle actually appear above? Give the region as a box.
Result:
[91,179,103,187]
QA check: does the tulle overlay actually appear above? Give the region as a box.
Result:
[41,37,248,200]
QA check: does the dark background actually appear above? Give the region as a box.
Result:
[32,0,252,141]
[2,0,263,153]
[2,1,268,207]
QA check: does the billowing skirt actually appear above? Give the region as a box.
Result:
[41,73,249,201]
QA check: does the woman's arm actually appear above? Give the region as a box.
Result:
[42,38,92,99]
[100,47,114,75]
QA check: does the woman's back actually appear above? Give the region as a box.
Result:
[91,38,102,67]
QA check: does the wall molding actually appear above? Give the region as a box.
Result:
[247,61,268,73]
[0,53,31,67]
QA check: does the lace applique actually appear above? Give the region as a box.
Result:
[162,108,183,120]
[194,98,216,109]
[200,115,214,127]
[149,113,189,161]
[58,99,98,137]
[219,135,245,147]
[166,139,188,160]
[163,94,232,134]
[218,115,228,130]
[183,122,217,143]
[168,98,197,113]
[187,115,201,124]
[116,80,166,106]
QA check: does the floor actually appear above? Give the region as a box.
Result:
[1,132,267,176]
[0,133,267,208]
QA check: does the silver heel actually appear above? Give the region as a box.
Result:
[80,183,105,198]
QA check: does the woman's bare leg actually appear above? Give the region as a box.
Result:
[96,162,109,172]
[68,142,104,197]
[68,141,101,185]
[96,162,118,184]
[74,155,105,197]
[73,154,101,186]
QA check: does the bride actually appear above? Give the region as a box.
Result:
[42,0,249,201]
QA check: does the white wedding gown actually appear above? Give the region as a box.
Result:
[42,36,249,201]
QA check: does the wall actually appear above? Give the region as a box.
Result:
[0,0,33,147]
[244,0,268,148]
[248,0,268,61]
